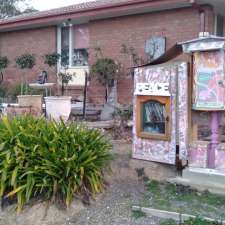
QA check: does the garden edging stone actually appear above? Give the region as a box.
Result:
[132,206,225,224]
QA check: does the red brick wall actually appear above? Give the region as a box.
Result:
[0,26,57,89]
[0,5,214,105]
[88,6,214,105]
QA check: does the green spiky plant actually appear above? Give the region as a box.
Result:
[0,116,112,212]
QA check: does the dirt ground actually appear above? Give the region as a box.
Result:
[0,141,175,225]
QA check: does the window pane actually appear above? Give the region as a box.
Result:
[61,27,69,66]
[192,111,211,142]
[73,25,89,49]
[72,25,89,66]
[216,15,224,36]
[142,100,166,134]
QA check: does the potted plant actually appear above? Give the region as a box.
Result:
[15,54,43,111]
[0,56,9,85]
[91,48,120,102]
[91,47,121,120]
[44,53,73,121]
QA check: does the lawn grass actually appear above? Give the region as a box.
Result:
[160,218,222,225]
[140,180,225,221]
[132,209,147,219]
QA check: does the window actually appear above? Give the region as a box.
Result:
[72,25,89,66]
[215,15,225,36]
[59,24,89,67]
[136,96,171,140]
[192,111,225,143]
[61,27,69,66]
[191,111,211,142]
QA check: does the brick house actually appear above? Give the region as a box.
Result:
[0,0,224,106]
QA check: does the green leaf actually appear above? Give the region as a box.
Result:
[11,166,19,187]
[6,184,26,198]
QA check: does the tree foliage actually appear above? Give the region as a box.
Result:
[0,0,37,19]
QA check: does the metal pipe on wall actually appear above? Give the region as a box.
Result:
[190,0,206,33]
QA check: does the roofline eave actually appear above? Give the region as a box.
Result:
[0,0,193,32]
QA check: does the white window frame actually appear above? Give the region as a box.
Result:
[57,25,89,72]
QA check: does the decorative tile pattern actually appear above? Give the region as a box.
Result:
[178,62,189,160]
[215,145,225,171]
[133,63,188,165]
[188,143,208,168]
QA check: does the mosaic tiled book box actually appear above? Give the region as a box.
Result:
[133,35,225,171]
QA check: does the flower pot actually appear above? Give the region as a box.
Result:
[17,95,43,112]
[44,96,72,121]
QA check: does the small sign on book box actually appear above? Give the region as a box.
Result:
[135,82,170,96]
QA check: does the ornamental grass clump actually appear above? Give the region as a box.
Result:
[0,116,112,211]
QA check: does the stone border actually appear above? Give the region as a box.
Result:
[132,206,225,224]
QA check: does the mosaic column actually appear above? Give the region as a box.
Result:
[207,112,221,169]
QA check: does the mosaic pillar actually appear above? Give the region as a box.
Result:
[207,112,221,169]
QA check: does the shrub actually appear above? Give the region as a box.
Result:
[44,53,61,67]
[15,54,35,69]
[58,68,73,96]
[0,116,112,211]
[0,56,9,71]
[91,48,120,101]
[0,86,7,98]
[7,83,45,101]
[15,54,36,95]
[113,105,133,121]
[91,58,119,87]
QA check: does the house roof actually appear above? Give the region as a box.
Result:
[0,0,130,25]
[0,0,194,31]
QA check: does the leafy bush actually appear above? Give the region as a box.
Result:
[113,105,133,121]
[15,54,36,94]
[7,83,45,101]
[44,53,61,67]
[15,54,35,69]
[132,210,146,219]
[0,86,7,98]
[0,116,112,211]
[91,58,119,87]
[0,56,9,71]
[58,69,73,96]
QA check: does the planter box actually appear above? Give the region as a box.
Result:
[6,105,42,116]
[17,95,43,112]
[45,96,72,121]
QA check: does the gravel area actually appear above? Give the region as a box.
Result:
[61,179,160,225]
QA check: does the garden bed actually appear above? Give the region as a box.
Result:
[138,180,225,221]
[0,116,112,212]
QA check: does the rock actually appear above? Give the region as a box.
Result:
[100,103,116,121]
[100,82,118,121]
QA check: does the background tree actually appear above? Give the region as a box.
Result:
[0,0,37,19]
[91,47,120,102]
